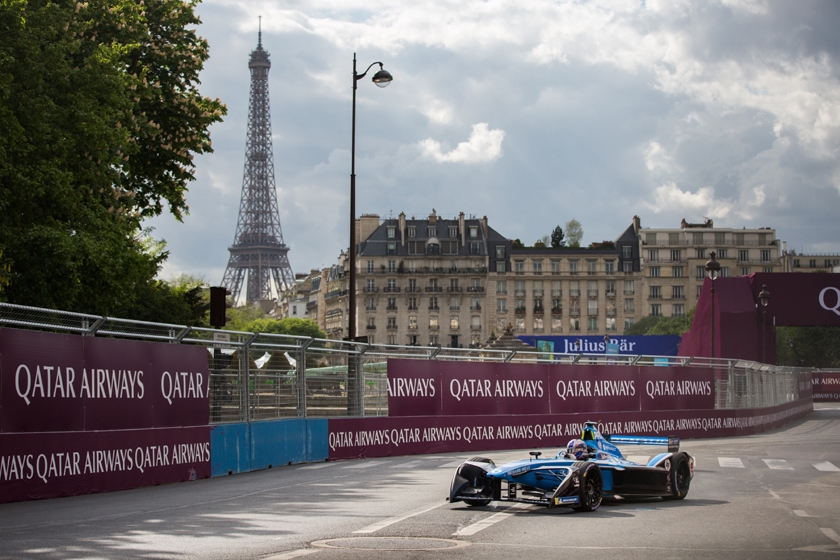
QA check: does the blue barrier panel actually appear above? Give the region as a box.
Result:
[250,418,308,470]
[210,423,250,477]
[307,418,329,462]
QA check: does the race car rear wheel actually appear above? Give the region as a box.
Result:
[464,499,491,507]
[663,453,691,500]
[573,463,603,512]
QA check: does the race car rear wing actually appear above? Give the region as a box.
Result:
[607,435,680,452]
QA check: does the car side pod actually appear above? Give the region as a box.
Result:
[448,457,495,507]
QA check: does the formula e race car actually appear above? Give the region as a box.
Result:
[448,422,694,512]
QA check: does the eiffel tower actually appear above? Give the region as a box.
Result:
[222,23,294,304]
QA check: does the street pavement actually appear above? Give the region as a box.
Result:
[2,404,840,559]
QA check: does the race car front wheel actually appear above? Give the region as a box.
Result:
[573,463,603,512]
[663,453,691,500]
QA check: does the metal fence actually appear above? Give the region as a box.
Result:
[0,302,818,424]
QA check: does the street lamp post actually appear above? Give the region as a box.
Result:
[759,284,770,363]
[705,252,721,360]
[348,53,392,342]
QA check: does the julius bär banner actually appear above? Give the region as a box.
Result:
[812,372,840,402]
[0,426,211,503]
[386,359,714,416]
[0,328,210,433]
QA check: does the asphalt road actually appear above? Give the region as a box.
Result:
[2,405,840,559]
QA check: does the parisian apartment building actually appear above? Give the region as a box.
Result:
[277,212,820,346]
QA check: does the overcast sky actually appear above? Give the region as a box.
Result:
[146,0,840,290]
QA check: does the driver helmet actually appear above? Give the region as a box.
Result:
[566,439,588,459]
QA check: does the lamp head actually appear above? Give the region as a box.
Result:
[372,67,393,88]
[705,251,721,280]
[759,284,770,307]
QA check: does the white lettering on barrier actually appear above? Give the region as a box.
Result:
[386,378,436,398]
[819,287,840,316]
[555,379,635,401]
[14,365,147,404]
[160,371,205,405]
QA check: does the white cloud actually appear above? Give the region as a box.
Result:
[647,182,733,219]
[419,123,505,163]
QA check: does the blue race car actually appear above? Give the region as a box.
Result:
[448,421,694,512]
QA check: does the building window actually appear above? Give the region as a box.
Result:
[450,316,459,329]
[408,241,422,254]
[515,280,525,297]
[387,334,397,345]
[552,298,562,312]
[534,317,544,332]
[495,246,505,258]
[552,281,562,297]
[427,227,437,237]
[588,280,598,297]
[671,249,681,262]
[810,259,817,267]
[515,318,526,332]
[650,286,661,299]
[533,260,543,274]
[429,315,439,329]
[715,232,725,245]
[672,304,685,317]
[449,226,458,238]
[624,280,635,295]
[717,249,727,259]
[648,250,659,262]
[387,242,396,255]
[470,226,478,238]
[367,316,376,328]
[693,233,704,245]
[409,315,417,330]
[623,262,633,273]
[496,261,506,274]
[387,316,397,329]
[365,297,375,311]
[696,266,706,279]
[720,267,729,277]
[408,297,417,310]
[588,317,598,332]
[471,297,481,311]
[739,249,749,262]
[497,280,507,294]
[650,304,662,317]
[763,267,773,273]
[387,297,396,310]
[551,259,561,274]
[367,260,374,273]
[387,227,395,238]
[570,318,580,332]
[697,285,703,299]
[470,242,481,254]
[622,246,632,259]
[429,335,438,346]
[570,281,580,297]
[669,233,680,245]
[606,317,617,331]
[551,318,562,332]
[515,299,526,312]
[450,297,460,310]
[366,279,375,291]
[605,260,615,274]
[645,232,657,245]
[497,299,507,313]
[471,315,481,329]
[533,280,544,297]
[408,226,415,238]
[388,260,396,273]
[741,267,750,276]
[587,260,597,275]
[624,298,635,313]
[761,250,771,262]
[696,248,706,259]
[429,296,439,310]
[672,285,684,299]
[441,240,458,255]
[514,260,525,274]
[649,266,660,278]
[624,317,634,330]
[569,260,579,274]
[588,299,598,315]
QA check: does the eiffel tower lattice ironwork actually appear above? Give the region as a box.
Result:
[221,26,294,304]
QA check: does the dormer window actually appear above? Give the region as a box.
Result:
[408,227,416,238]
[387,227,395,238]
[449,226,458,238]
[427,227,437,237]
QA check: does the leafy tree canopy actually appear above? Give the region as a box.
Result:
[776,326,840,368]
[565,219,583,248]
[238,317,327,339]
[511,239,524,249]
[0,0,225,316]
[625,308,695,336]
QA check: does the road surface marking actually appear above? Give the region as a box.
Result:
[763,459,794,470]
[439,460,468,468]
[353,503,443,534]
[814,461,840,472]
[626,456,649,465]
[343,461,391,469]
[821,528,840,544]
[298,464,333,470]
[453,503,530,537]
[264,549,319,559]
[389,461,422,469]
[795,510,815,517]
[718,458,744,468]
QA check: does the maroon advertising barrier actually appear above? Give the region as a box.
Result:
[1,328,210,432]
[386,359,715,416]
[328,399,812,460]
[0,328,212,503]
[0,427,210,503]
[812,372,840,402]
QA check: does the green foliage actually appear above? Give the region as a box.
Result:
[776,326,840,368]
[0,0,225,316]
[534,241,546,249]
[625,308,695,336]
[550,226,565,248]
[511,239,524,249]
[239,317,327,339]
[565,219,583,248]
[223,304,269,331]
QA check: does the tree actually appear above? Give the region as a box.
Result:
[625,308,695,335]
[565,219,583,248]
[550,226,565,248]
[240,317,327,339]
[0,0,225,315]
[776,326,840,368]
[511,239,524,249]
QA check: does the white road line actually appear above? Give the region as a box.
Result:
[453,503,530,537]
[389,461,422,469]
[298,464,334,470]
[353,503,443,534]
[343,461,391,469]
[763,459,794,470]
[439,460,468,468]
[718,457,745,468]
[821,528,840,544]
[795,510,815,517]
[264,549,319,560]
[626,456,650,465]
[814,461,840,472]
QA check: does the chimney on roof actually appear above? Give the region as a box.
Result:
[481,216,488,238]
[399,212,406,246]
[633,215,641,234]
[459,212,465,246]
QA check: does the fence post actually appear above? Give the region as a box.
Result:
[242,334,257,423]
[357,344,369,417]
[297,338,313,417]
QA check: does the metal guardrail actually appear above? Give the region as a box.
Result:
[0,302,819,423]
